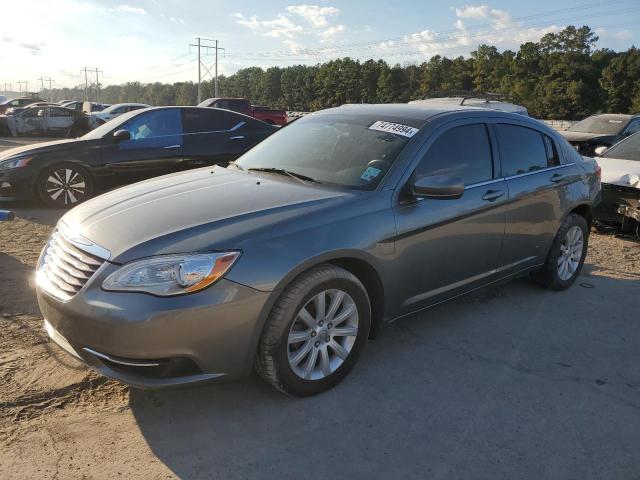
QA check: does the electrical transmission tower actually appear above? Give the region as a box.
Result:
[189,37,224,103]
[81,67,103,102]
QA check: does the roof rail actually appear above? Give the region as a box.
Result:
[421,90,510,105]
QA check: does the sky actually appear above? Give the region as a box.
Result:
[0,0,638,91]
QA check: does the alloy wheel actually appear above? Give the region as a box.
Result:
[557,225,584,281]
[45,168,87,206]
[287,289,359,380]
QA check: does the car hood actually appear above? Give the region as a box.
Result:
[597,156,640,189]
[61,166,354,263]
[0,138,83,161]
[560,131,612,143]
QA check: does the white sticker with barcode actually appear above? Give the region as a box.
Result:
[369,120,419,138]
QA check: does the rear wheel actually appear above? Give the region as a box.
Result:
[531,213,589,290]
[37,163,94,208]
[255,265,371,396]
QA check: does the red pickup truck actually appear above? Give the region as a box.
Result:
[197,97,288,126]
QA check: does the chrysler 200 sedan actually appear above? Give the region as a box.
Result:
[37,104,601,396]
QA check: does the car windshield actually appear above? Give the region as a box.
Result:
[235,113,421,190]
[603,132,640,161]
[568,116,629,135]
[80,109,143,139]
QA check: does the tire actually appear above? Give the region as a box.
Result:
[531,213,589,290]
[37,163,94,208]
[255,264,371,396]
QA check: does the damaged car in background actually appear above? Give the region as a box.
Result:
[593,131,640,233]
[560,113,640,156]
[0,105,103,138]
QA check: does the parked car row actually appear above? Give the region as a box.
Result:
[0,105,103,138]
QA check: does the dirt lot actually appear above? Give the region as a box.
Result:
[1,199,639,478]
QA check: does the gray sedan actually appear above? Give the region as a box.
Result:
[37,104,601,396]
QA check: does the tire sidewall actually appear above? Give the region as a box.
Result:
[37,162,94,208]
[548,214,589,289]
[273,275,371,396]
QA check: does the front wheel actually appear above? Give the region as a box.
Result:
[37,163,94,208]
[255,265,371,396]
[531,213,589,290]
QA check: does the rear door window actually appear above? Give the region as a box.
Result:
[495,124,549,176]
[183,109,238,134]
[416,123,494,186]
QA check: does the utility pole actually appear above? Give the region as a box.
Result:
[38,76,54,98]
[189,37,224,103]
[3,83,12,92]
[81,67,102,102]
[94,68,103,103]
[82,67,89,102]
[17,81,28,93]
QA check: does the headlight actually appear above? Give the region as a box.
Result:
[102,252,240,296]
[0,156,32,170]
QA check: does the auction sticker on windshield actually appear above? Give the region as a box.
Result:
[369,121,419,138]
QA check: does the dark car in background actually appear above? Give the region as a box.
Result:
[0,97,44,115]
[36,104,601,396]
[560,114,640,156]
[0,106,277,206]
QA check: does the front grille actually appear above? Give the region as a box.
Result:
[37,228,106,301]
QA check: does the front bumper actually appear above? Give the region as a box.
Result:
[37,268,274,388]
[594,183,640,224]
[0,166,37,200]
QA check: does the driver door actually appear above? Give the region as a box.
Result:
[15,107,47,135]
[392,121,507,315]
[100,109,184,184]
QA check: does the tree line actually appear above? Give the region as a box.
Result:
[37,26,640,120]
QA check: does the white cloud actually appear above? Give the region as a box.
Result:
[286,5,339,28]
[318,24,345,42]
[455,5,489,19]
[234,13,302,38]
[114,5,146,15]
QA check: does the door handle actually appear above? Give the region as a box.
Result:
[550,173,566,183]
[482,189,504,202]
[229,135,245,140]
[164,144,181,150]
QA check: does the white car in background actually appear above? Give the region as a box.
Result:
[594,132,640,228]
[91,103,150,122]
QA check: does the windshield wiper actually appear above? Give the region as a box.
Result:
[228,161,245,171]
[248,167,320,185]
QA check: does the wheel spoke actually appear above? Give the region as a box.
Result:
[328,339,349,360]
[65,169,72,183]
[325,291,344,322]
[314,292,326,321]
[330,303,356,327]
[319,345,331,376]
[47,176,63,186]
[332,325,358,337]
[303,348,319,379]
[288,330,310,344]
[50,188,64,200]
[297,307,315,328]
[289,340,312,366]
[67,190,77,204]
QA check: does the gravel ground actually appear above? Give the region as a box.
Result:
[0,203,639,479]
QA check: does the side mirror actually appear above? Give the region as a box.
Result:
[594,146,607,156]
[412,174,464,200]
[113,129,131,142]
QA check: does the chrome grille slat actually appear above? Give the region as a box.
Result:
[37,227,107,301]
[51,232,103,266]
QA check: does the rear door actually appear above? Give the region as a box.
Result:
[494,122,583,273]
[392,121,507,314]
[46,107,75,134]
[100,108,184,183]
[181,108,274,169]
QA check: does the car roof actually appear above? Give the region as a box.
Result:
[315,103,527,122]
[587,113,635,121]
